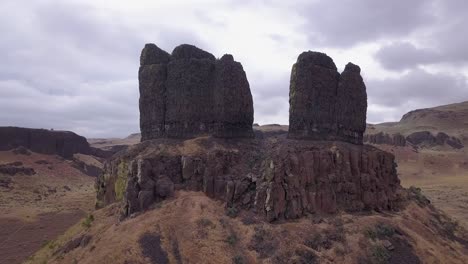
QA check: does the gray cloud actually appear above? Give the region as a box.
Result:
[374,1,468,71]
[374,42,442,71]
[299,0,435,47]
[367,69,468,110]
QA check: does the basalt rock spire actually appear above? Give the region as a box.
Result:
[288,51,367,144]
[139,44,254,141]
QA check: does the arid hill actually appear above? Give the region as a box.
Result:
[365,101,468,149]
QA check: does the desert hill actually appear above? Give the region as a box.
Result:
[371,101,468,139]
[0,127,111,263]
[362,101,468,228]
[25,191,468,264]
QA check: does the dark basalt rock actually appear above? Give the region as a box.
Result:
[336,63,367,144]
[364,132,406,147]
[288,52,367,144]
[96,138,402,222]
[0,162,35,176]
[139,44,254,141]
[0,127,97,159]
[406,131,463,149]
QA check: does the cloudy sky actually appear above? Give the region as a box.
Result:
[2,0,468,138]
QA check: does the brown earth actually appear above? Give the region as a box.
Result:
[0,150,97,264]
[26,191,468,264]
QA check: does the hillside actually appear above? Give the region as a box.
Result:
[363,101,468,228]
[0,149,97,263]
[26,191,468,264]
[366,101,468,144]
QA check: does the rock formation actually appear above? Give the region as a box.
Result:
[406,131,463,149]
[288,52,367,144]
[139,44,254,141]
[95,48,403,222]
[0,127,91,159]
[96,138,401,221]
[0,162,36,176]
[364,132,406,146]
[0,127,113,159]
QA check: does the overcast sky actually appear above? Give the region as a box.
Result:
[1,0,468,138]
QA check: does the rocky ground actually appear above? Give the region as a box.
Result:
[0,150,97,264]
[25,191,468,264]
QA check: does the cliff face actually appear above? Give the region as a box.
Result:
[0,127,92,159]
[288,52,367,144]
[96,137,402,221]
[364,132,407,147]
[363,130,464,149]
[139,44,254,141]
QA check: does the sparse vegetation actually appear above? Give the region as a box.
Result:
[114,161,129,201]
[196,218,215,228]
[369,244,391,264]
[226,206,239,218]
[408,186,431,206]
[364,223,396,240]
[304,227,346,251]
[225,233,238,246]
[232,255,245,264]
[81,214,95,228]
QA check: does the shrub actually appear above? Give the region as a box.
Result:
[369,245,390,264]
[225,233,238,246]
[232,255,245,264]
[196,218,214,228]
[226,206,239,218]
[364,223,396,240]
[82,214,95,228]
[408,186,430,206]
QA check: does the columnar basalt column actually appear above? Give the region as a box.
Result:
[288,51,367,144]
[138,44,254,140]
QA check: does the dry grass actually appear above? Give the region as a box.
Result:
[26,191,468,264]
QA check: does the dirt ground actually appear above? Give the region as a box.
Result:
[0,150,96,264]
[372,145,468,228]
[26,191,468,264]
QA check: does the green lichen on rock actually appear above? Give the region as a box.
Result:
[114,160,129,201]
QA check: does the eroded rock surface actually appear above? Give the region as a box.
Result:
[96,137,402,221]
[139,44,254,141]
[288,52,367,144]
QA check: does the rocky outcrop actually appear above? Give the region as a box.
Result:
[96,137,402,221]
[288,52,367,144]
[0,162,35,176]
[0,127,92,159]
[406,131,463,149]
[0,127,114,159]
[364,132,406,146]
[139,44,254,141]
